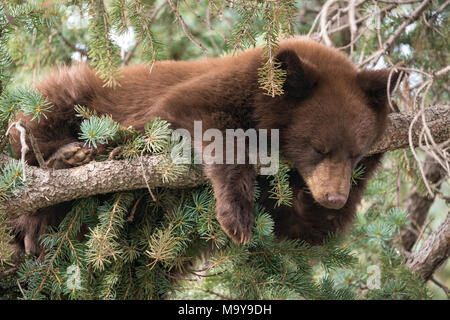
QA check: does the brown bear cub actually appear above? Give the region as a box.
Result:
[9,38,400,256]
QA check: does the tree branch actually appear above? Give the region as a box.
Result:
[400,156,446,251]
[1,104,449,216]
[1,154,207,217]
[406,213,450,280]
[359,0,433,66]
[368,104,449,155]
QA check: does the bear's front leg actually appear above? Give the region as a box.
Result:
[205,163,256,244]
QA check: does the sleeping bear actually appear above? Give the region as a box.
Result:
[9,37,401,256]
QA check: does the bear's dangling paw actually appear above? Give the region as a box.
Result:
[216,200,253,244]
[46,142,97,169]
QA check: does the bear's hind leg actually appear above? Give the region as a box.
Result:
[9,142,98,258]
[9,203,71,257]
[46,141,97,169]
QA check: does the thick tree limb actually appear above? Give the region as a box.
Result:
[406,213,450,280]
[1,104,449,216]
[0,154,207,217]
[368,104,449,155]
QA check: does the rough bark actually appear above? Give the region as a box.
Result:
[406,213,450,280]
[0,104,448,216]
[368,104,450,155]
[0,154,207,217]
[400,157,446,251]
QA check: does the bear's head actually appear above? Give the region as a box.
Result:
[258,44,401,210]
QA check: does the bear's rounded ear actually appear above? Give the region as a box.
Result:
[275,49,319,99]
[357,67,403,110]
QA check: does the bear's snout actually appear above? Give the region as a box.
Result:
[301,158,352,210]
[324,193,347,209]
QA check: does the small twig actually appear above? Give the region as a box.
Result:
[0,266,18,279]
[21,120,47,169]
[408,86,435,196]
[348,0,357,56]
[319,0,339,47]
[122,40,141,66]
[410,217,434,253]
[326,4,396,36]
[387,66,404,113]
[430,276,450,298]
[376,0,424,3]
[151,0,169,20]
[0,110,14,153]
[360,0,434,66]
[127,192,145,222]
[425,0,450,27]
[55,30,88,56]
[6,119,47,169]
[140,150,157,202]
[167,0,207,53]
[5,120,29,181]
[16,279,26,298]
[200,288,233,300]
[434,65,450,79]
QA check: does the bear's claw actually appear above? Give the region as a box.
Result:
[217,208,253,245]
[46,142,96,169]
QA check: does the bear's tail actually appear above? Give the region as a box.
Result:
[34,63,103,115]
[10,63,103,164]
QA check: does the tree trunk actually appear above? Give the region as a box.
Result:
[406,213,450,280]
[400,156,446,251]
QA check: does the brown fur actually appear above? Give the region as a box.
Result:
[9,37,401,255]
